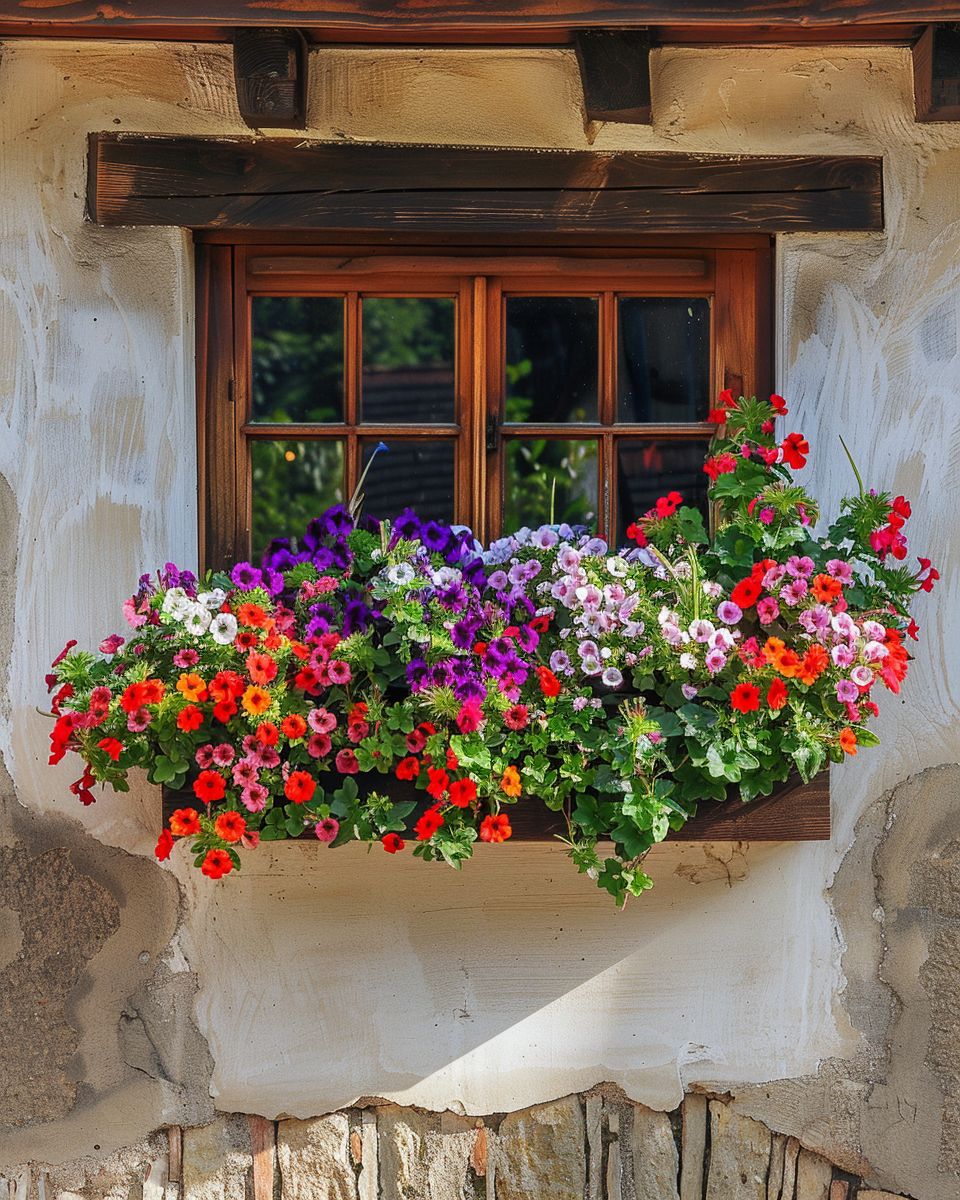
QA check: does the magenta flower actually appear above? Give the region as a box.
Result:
[306,733,332,758]
[173,648,200,668]
[328,660,352,685]
[212,744,235,767]
[307,707,337,734]
[756,597,780,626]
[99,634,125,655]
[195,744,216,769]
[335,749,359,774]
[241,783,269,813]
[314,817,340,843]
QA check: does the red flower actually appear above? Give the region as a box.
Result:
[209,670,245,701]
[214,811,246,843]
[285,770,316,804]
[97,737,124,762]
[294,666,323,694]
[281,714,308,739]
[405,729,427,754]
[50,639,78,670]
[766,679,789,711]
[449,779,477,808]
[382,833,405,853]
[504,704,529,731]
[169,807,201,837]
[703,452,737,482]
[625,522,648,548]
[177,704,204,733]
[479,813,513,843]
[234,630,259,651]
[730,683,761,714]
[335,748,359,774]
[707,407,728,424]
[395,756,420,781]
[916,557,939,592]
[414,805,445,841]
[50,682,74,716]
[201,848,234,880]
[889,495,912,522]
[718,388,737,409]
[654,491,683,518]
[445,748,459,771]
[537,667,561,698]
[69,766,97,807]
[212,699,238,723]
[473,641,488,656]
[155,829,175,861]
[193,770,226,804]
[906,618,920,641]
[730,575,763,609]
[246,652,277,685]
[769,393,788,414]
[529,614,551,634]
[256,722,279,746]
[780,432,809,470]
[456,702,484,733]
[426,767,450,799]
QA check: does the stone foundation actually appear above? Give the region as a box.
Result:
[0,1091,913,1199]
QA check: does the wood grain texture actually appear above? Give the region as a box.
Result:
[88,135,883,235]
[247,1114,275,1200]
[574,28,652,123]
[913,23,960,120]
[162,771,830,842]
[1,1,959,33]
[233,27,307,129]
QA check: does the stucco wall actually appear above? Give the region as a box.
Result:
[0,36,958,1199]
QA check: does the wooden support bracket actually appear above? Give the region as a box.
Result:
[913,23,960,120]
[574,27,652,123]
[233,27,308,128]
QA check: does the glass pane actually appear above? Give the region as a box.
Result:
[251,440,344,558]
[251,297,344,424]
[617,298,710,423]
[615,439,710,547]
[504,439,598,532]
[358,439,454,524]
[361,298,456,424]
[505,297,598,424]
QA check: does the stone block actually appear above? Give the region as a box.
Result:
[377,1105,478,1200]
[182,1117,252,1200]
[796,1149,833,1200]
[491,1096,585,1200]
[277,1113,357,1200]
[705,1103,771,1200]
[631,1103,680,1200]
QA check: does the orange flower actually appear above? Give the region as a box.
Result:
[281,714,308,739]
[141,679,166,705]
[480,813,513,843]
[839,728,858,756]
[169,807,201,837]
[811,573,842,604]
[798,644,829,686]
[237,603,268,628]
[764,637,802,678]
[214,811,246,843]
[176,672,208,702]
[201,848,233,880]
[242,685,271,716]
[500,765,522,798]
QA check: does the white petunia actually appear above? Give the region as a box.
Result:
[161,587,193,620]
[198,588,227,610]
[387,562,416,586]
[209,613,238,645]
[183,605,212,635]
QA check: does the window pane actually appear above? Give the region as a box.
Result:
[361,298,456,424]
[504,439,598,532]
[505,297,598,423]
[617,298,710,423]
[358,439,454,524]
[251,297,344,424]
[251,440,344,558]
[615,438,710,547]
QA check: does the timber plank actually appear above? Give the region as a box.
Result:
[2,2,960,34]
[88,135,883,234]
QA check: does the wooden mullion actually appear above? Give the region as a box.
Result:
[233,244,253,563]
[484,276,504,542]
[501,422,711,437]
[714,248,759,403]
[466,275,486,536]
[242,423,461,438]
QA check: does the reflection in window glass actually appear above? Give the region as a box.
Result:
[617,298,710,423]
[251,297,344,424]
[251,440,344,557]
[505,297,598,424]
[615,439,710,546]
[361,298,456,424]
[504,439,598,532]
[359,439,455,524]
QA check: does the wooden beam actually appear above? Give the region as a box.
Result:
[88,135,883,235]
[574,28,652,124]
[233,27,307,129]
[2,2,960,35]
[913,23,960,119]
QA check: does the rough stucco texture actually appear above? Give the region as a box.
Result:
[0,35,958,1198]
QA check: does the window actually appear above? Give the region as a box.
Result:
[196,242,771,567]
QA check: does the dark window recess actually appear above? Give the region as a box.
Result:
[617,297,710,423]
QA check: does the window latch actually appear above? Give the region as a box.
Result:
[485,413,499,453]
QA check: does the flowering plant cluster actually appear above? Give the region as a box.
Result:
[46,393,936,903]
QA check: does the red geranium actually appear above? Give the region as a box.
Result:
[730,683,761,714]
[395,756,420,781]
[284,770,316,804]
[193,770,226,804]
[382,833,405,853]
[414,805,445,841]
[177,705,204,733]
[97,737,124,762]
[537,667,561,698]
[780,432,809,469]
[449,779,477,808]
[766,679,789,711]
[155,829,175,861]
[201,848,233,880]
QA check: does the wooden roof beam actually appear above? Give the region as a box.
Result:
[914,23,960,119]
[574,28,652,124]
[232,27,308,129]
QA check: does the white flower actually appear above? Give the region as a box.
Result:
[702,580,723,598]
[387,562,416,586]
[161,587,192,620]
[606,556,629,577]
[209,613,238,645]
[431,566,462,588]
[688,619,716,644]
[197,588,226,610]
[183,604,212,635]
[601,666,623,688]
[679,652,697,670]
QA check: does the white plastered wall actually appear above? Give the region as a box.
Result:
[0,38,958,1124]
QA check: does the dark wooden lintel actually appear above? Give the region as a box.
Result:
[913,23,960,119]
[574,28,652,124]
[232,27,308,129]
[88,134,883,235]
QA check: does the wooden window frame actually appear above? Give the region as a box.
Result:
[197,237,772,569]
